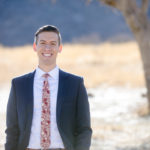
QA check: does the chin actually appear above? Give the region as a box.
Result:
[44,62,55,66]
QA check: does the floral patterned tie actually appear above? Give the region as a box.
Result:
[41,73,50,149]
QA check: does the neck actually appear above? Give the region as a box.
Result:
[38,64,57,72]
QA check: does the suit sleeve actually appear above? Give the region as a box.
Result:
[74,78,92,150]
[5,79,19,150]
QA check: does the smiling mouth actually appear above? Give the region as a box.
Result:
[42,53,53,57]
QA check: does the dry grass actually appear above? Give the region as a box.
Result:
[0,42,145,88]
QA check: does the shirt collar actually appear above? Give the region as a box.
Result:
[35,66,59,80]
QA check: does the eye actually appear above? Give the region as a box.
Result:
[40,42,45,45]
[51,42,56,46]
[39,40,46,45]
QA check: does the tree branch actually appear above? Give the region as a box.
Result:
[141,0,149,14]
[99,0,119,9]
[98,0,149,36]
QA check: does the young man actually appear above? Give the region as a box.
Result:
[5,25,92,150]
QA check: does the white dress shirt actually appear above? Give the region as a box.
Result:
[27,66,64,149]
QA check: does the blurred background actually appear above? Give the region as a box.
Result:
[0,0,150,150]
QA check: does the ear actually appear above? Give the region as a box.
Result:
[58,44,62,53]
[33,43,37,51]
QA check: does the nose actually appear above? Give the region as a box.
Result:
[45,44,51,50]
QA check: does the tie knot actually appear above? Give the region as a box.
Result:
[43,73,49,79]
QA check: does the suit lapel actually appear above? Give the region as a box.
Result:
[56,69,68,126]
[24,69,67,131]
[25,70,35,131]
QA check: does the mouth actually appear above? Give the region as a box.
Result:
[42,53,53,57]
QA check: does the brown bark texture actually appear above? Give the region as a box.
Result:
[99,0,150,112]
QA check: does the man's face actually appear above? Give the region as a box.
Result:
[34,31,62,67]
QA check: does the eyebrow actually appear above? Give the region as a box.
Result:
[39,40,57,43]
[39,40,46,42]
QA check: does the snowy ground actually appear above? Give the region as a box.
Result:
[88,85,150,150]
[0,84,150,150]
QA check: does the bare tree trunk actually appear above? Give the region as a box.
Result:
[99,0,150,112]
[136,30,150,112]
[121,0,150,112]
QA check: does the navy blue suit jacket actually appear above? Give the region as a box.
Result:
[5,69,92,150]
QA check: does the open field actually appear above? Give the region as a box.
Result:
[0,41,145,88]
[0,42,149,150]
